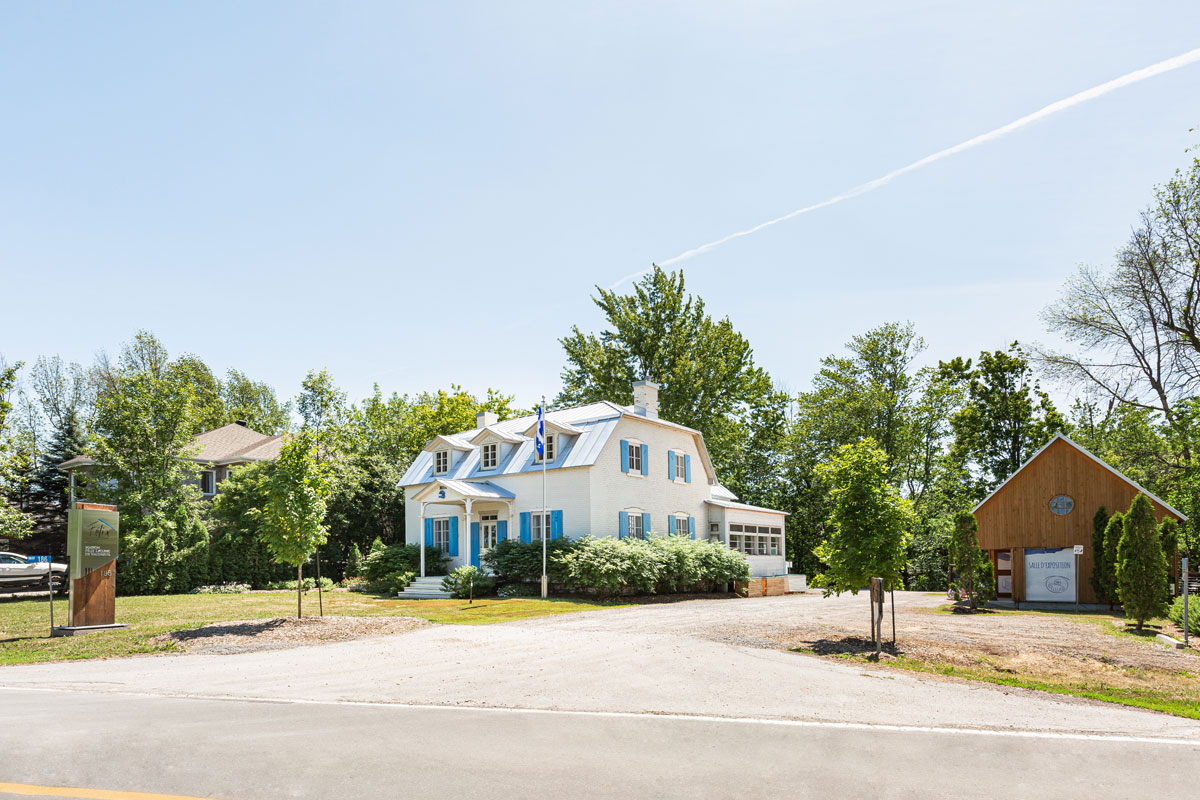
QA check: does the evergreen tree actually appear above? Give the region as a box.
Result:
[948,511,993,610]
[35,409,88,508]
[1116,494,1168,631]
[345,542,364,579]
[1101,512,1124,610]
[1088,506,1110,604]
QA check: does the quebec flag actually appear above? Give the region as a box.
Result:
[536,402,545,457]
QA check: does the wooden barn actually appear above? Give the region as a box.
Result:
[973,433,1186,604]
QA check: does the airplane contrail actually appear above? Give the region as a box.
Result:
[610,46,1200,290]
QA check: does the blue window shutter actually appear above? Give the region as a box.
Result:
[688,516,696,539]
[667,514,676,536]
[684,454,692,483]
[620,440,629,473]
[520,512,531,543]
[448,516,459,557]
[667,451,676,481]
[551,509,563,539]
[424,518,433,548]
[470,522,480,567]
[618,511,628,539]
[642,512,651,538]
[640,444,649,476]
[497,520,508,542]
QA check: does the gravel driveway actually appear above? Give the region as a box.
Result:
[2,591,1197,740]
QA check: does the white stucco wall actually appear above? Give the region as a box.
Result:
[587,416,712,539]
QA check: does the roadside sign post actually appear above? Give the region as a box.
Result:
[1073,545,1084,610]
[1183,556,1189,647]
[29,556,53,633]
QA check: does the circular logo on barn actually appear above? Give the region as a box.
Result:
[1049,495,1074,515]
[1045,575,1070,594]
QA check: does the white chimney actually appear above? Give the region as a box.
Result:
[632,381,659,419]
[476,411,498,429]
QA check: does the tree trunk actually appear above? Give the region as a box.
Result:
[297,564,302,619]
[316,552,323,617]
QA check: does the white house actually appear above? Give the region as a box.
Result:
[398,382,789,578]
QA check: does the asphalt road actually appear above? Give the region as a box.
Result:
[1,687,1198,800]
[2,593,1199,798]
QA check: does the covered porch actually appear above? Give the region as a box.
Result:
[410,479,516,577]
[706,499,788,577]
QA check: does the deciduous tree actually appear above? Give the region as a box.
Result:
[260,431,330,617]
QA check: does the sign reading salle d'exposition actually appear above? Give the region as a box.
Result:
[1024,547,1075,602]
[67,508,120,578]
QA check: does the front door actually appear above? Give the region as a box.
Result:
[995,550,1013,598]
[475,514,498,568]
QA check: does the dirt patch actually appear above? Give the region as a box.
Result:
[151,615,428,655]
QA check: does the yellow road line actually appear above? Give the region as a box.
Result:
[0,782,217,800]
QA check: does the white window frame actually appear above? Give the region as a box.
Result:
[481,443,498,471]
[674,452,686,481]
[200,470,216,495]
[534,434,556,465]
[674,515,690,536]
[530,511,552,541]
[628,441,642,475]
[480,513,499,550]
[434,450,449,475]
[627,511,644,540]
[432,517,450,551]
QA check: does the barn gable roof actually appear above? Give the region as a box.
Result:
[971,432,1187,521]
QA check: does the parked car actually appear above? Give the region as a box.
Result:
[0,552,68,591]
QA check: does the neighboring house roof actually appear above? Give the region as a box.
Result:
[192,423,285,465]
[58,422,285,471]
[706,498,789,516]
[401,400,722,487]
[971,432,1188,521]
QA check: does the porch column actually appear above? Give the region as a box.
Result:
[507,501,514,544]
[465,499,474,566]
[418,502,426,578]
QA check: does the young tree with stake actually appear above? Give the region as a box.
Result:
[259,431,330,618]
[814,439,912,643]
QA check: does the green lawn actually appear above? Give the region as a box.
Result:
[0,590,623,667]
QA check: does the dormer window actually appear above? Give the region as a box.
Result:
[434,450,449,475]
[481,443,498,470]
[534,433,556,464]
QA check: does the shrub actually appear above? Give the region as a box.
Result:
[365,570,414,594]
[362,544,448,581]
[265,576,335,591]
[1117,494,1168,631]
[442,566,497,600]
[190,583,251,594]
[345,543,364,579]
[651,535,749,592]
[1168,594,1200,635]
[558,536,661,595]
[482,538,577,584]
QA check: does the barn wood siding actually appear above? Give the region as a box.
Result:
[974,437,1182,604]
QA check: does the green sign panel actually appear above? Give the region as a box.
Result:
[67,508,120,578]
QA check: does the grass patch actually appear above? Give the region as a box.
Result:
[0,591,625,667]
[790,638,1200,720]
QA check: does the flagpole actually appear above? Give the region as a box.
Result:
[541,395,548,599]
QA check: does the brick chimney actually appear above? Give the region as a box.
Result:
[476,411,498,429]
[632,381,659,419]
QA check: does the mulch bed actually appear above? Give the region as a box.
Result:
[151,615,428,655]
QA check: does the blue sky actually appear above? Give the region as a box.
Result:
[2,2,1199,409]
